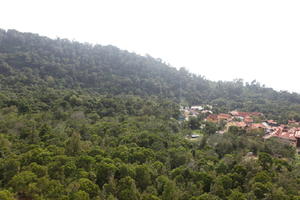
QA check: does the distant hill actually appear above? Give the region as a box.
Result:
[1,29,300,121]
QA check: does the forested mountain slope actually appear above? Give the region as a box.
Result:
[1,29,300,200]
[1,29,300,121]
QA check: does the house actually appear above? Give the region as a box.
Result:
[201,110,213,114]
[244,116,253,124]
[205,105,213,110]
[226,121,247,129]
[263,127,283,139]
[206,114,218,123]
[206,113,232,123]
[263,127,300,148]
[273,131,297,146]
[288,120,300,126]
[230,111,263,118]
[262,122,271,128]
[217,113,232,121]
[181,108,201,121]
[266,120,278,126]
[234,116,245,121]
[230,111,250,118]
[191,105,203,111]
[250,123,266,130]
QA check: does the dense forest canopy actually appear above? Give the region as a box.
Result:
[0,29,300,200]
[1,29,300,121]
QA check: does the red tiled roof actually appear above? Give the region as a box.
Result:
[244,117,253,123]
[227,121,247,128]
[207,114,218,122]
[251,123,265,129]
[268,127,300,141]
[274,132,297,141]
[236,112,250,117]
[264,127,300,146]
[207,114,232,122]
[218,113,232,120]
[230,111,263,118]
[267,120,277,124]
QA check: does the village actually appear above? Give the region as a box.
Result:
[180,105,300,152]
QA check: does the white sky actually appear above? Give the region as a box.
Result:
[1,0,300,93]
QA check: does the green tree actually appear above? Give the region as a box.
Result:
[71,190,90,200]
[117,176,139,200]
[227,190,246,200]
[252,182,272,199]
[0,190,15,200]
[78,178,100,198]
[66,132,82,156]
[9,171,37,198]
[135,165,152,190]
[162,180,178,200]
[96,162,117,187]
[195,193,221,200]
[258,152,273,170]
[203,122,218,135]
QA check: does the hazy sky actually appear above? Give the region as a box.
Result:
[1,0,300,93]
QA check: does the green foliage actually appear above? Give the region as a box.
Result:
[1,29,300,120]
[135,165,152,190]
[0,28,299,199]
[71,190,90,200]
[194,193,221,200]
[203,122,218,135]
[0,190,15,200]
[96,162,117,187]
[65,132,82,156]
[162,180,178,200]
[9,171,37,198]
[258,152,273,170]
[117,176,139,200]
[227,190,247,200]
[252,182,272,199]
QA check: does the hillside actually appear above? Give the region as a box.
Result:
[0,29,300,200]
[1,29,300,122]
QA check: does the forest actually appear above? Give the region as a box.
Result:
[0,29,300,200]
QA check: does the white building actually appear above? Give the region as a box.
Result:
[191,105,203,110]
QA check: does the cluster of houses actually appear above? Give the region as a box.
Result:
[262,122,300,148]
[205,111,300,150]
[181,106,300,150]
[206,111,265,131]
[180,105,213,121]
